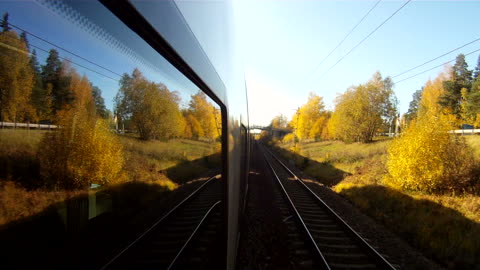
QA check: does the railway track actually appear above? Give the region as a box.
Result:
[261,145,397,270]
[100,175,224,270]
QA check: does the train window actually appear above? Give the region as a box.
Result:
[0,1,223,269]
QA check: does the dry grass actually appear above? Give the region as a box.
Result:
[0,181,85,227]
[0,129,220,226]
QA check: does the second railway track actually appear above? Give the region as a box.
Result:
[261,144,398,270]
[100,175,224,270]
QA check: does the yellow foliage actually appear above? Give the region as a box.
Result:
[0,31,36,122]
[308,114,329,141]
[386,74,476,192]
[282,133,296,144]
[329,72,395,143]
[39,70,124,189]
[189,92,219,140]
[291,92,326,141]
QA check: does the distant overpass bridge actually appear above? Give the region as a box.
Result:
[250,125,292,138]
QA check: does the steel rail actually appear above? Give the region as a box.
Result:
[99,175,220,270]
[261,148,331,270]
[264,147,397,270]
[167,200,222,270]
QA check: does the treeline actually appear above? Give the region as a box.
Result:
[114,69,221,141]
[387,55,480,192]
[276,72,396,144]
[0,13,220,189]
[0,13,108,123]
[405,53,480,127]
[274,54,480,192]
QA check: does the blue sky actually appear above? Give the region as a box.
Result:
[1,0,204,112]
[2,0,480,127]
[233,0,480,125]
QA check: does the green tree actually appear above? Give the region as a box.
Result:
[29,49,52,120]
[439,54,473,120]
[404,87,423,123]
[42,50,73,114]
[473,54,480,80]
[20,31,29,51]
[1,13,11,32]
[91,84,107,118]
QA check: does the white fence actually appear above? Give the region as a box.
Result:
[449,129,480,135]
[0,121,58,130]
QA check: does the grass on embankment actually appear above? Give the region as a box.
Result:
[275,137,480,269]
[0,129,220,226]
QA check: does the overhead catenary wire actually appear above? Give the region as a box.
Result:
[29,43,120,82]
[311,0,382,76]
[395,47,480,84]
[392,37,480,78]
[5,20,123,78]
[315,0,412,82]
[0,34,119,83]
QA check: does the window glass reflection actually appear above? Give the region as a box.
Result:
[0,1,222,268]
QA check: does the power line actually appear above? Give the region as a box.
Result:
[395,47,480,84]
[392,37,480,78]
[0,32,119,82]
[311,0,382,76]
[6,21,123,78]
[29,43,119,82]
[316,0,412,82]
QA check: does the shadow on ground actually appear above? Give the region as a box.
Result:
[0,153,221,270]
[338,184,480,270]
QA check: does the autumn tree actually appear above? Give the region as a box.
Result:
[290,92,326,141]
[270,114,288,129]
[0,29,36,122]
[115,68,183,140]
[184,112,204,139]
[329,72,396,143]
[39,69,123,189]
[188,91,219,140]
[309,111,331,141]
[386,71,476,192]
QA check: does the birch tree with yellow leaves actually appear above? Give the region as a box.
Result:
[290,92,328,141]
[328,72,396,143]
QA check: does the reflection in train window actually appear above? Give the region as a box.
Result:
[0,1,223,269]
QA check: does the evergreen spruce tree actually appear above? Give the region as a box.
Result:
[1,13,11,32]
[439,54,473,119]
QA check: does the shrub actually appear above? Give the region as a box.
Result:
[386,112,476,193]
[282,133,296,144]
[38,71,124,189]
[387,73,478,193]
[39,113,124,189]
